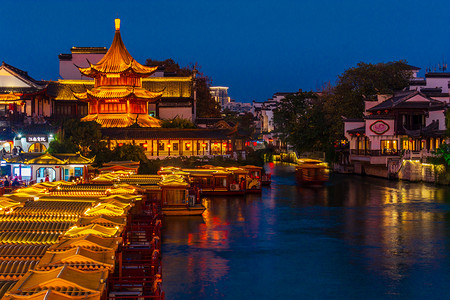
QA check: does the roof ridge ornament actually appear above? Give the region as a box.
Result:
[115,19,120,31]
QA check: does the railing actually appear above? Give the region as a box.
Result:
[350,149,400,156]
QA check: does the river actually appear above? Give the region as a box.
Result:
[162,163,450,299]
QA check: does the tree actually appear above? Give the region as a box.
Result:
[195,75,221,118]
[324,60,413,140]
[48,119,103,157]
[145,58,221,118]
[111,143,148,163]
[160,117,196,129]
[273,91,330,154]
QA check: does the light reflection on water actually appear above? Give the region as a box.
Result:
[162,164,450,299]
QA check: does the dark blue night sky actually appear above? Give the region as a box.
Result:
[1,0,450,101]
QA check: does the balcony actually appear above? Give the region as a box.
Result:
[351,149,400,156]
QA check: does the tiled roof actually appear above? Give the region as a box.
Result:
[0,260,39,280]
[10,201,92,217]
[48,235,121,252]
[78,22,157,76]
[0,221,71,233]
[81,113,161,128]
[0,245,49,259]
[47,77,192,101]
[367,91,445,112]
[347,126,365,134]
[0,281,17,299]
[74,86,162,100]
[4,266,107,299]
[76,215,126,228]
[35,247,115,271]
[0,231,60,244]
[1,62,46,88]
[64,224,120,238]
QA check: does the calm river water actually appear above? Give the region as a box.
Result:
[162,163,450,299]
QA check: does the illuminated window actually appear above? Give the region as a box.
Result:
[159,143,165,151]
[99,103,126,113]
[381,140,397,154]
[28,143,47,153]
[173,143,179,151]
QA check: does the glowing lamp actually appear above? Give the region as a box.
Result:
[202,143,207,148]
[186,143,191,148]
[143,144,148,147]
[118,143,123,146]
[222,142,227,146]
[253,142,257,146]
[167,144,171,148]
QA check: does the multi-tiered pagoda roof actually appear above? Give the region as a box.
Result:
[74,19,163,128]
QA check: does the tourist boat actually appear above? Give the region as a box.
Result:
[261,173,271,186]
[295,159,329,185]
[159,174,206,216]
[159,166,259,196]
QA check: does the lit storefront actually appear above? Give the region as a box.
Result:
[6,153,93,183]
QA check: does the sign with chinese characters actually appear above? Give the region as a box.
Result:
[26,136,48,143]
[369,120,390,135]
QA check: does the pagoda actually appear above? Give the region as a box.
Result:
[73,19,163,127]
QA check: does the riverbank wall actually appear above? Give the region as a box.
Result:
[334,160,448,184]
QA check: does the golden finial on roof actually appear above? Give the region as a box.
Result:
[115,19,121,31]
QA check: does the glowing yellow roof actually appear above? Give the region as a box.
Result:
[73,86,162,100]
[0,92,21,101]
[36,247,115,270]
[2,193,35,203]
[78,19,157,77]
[48,234,121,252]
[81,113,161,128]
[0,198,22,211]
[4,266,107,299]
[84,204,125,217]
[77,215,126,227]
[158,175,190,187]
[64,224,119,238]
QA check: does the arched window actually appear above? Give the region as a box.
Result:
[28,143,47,153]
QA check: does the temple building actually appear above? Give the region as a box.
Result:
[71,19,245,158]
[72,19,163,128]
[0,19,248,161]
[342,90,447,178]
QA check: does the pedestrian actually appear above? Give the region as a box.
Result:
[4,177,10,187]
[45,175,49,182]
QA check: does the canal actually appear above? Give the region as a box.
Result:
[162,163,450,299]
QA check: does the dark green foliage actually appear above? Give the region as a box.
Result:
[111,143,149,163]
[325,60,412,139]
[273,92,330,154]
[160,117,196,129]
[195,76,221,118]
[273,60,412,160]
[48,119,103,157]
[145,58,220,118]
[429,143,450,169]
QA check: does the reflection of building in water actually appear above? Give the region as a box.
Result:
[340,178,447,289]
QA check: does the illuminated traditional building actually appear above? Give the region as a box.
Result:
[70,19,163,128]
[342,90,447,178]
